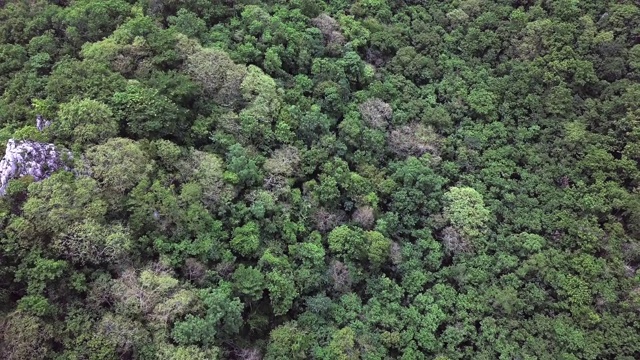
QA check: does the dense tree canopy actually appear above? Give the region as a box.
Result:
[1,0,640,359]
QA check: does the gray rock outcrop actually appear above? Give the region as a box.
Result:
[0,139,70,195]
[36,115,51,131]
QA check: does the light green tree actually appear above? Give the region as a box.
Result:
[443,186,491,241]
[231,222,260,257]
[265,322,312,360]
[85,137,151,195]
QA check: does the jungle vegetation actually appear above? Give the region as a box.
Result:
[1,0,640,359]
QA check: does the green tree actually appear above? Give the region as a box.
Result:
[168,9,207,41]
[266,270,299,316]
[14,252,68,295]
[59,0,131,46]
[54,98,118,146]
[226,144,263,187]
[365,230,391,268]
[232,265,265,301]
[231,222,261,258]
[0,44,27,76]
[45,59,126,103]
[172,282,243,347]
[178,36,247,106]
[327,225,366,260]
[111,81,182,138]
[265,322,312,360]
[53,220,131,265]
[155,344,219,360]
[442,186,491,241]
[321,327,360,360]
[179,150,232,208]
[388,156,446,233]
[110,267,182,316]
[85,138,151,195]
[20,172,107,236]
[0,311,54,360]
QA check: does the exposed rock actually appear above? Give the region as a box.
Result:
[36,115,51,131]
[0,139,70,195]
[598,12,609,24]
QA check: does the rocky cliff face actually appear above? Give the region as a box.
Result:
[0,139,70,195]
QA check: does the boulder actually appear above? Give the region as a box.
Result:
[0,139,70,195]
[36,115,51,131]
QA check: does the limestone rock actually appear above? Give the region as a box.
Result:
[36,115,51,131]
[0,139,70,195]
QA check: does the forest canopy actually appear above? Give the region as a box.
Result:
[1,0,640,359]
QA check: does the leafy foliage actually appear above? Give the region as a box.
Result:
[1,0,640,358]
